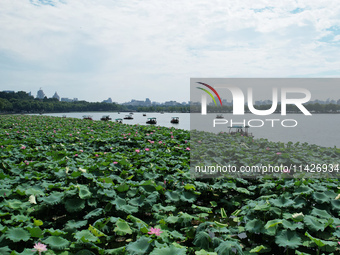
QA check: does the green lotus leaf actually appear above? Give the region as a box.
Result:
[169,230,185,240]
[193,231,211,250]
[88,224,106,237]
[116,183,130,192]
[41,192,64,205]
[305,231,338,248]
[75,250,96,255]
[310,208,332,219]
[25,187,45,196]
[275,230,302,249]
[0,246,11,255]
[65,220,88,230]
[79,185,92,199]
[264,219,283,229]
[65,198,85,212]
[11,214,30,222]
[128,195,146,207]
[245,219,264,233]
[44,228,67,236]
[282,220,304,230]
[44,236,70,250]
[114,219,132,236]
[84,208,104,219]
[270,196,294,208]
[5,228,30,242]
[304,215,325,232]
[214,240,243,255]
[165,215,180,224]
[293,186,314,196]
[74,230,98,243]
[195,249,217,255]
[7,199,23,210]
[180,191,197,203]
[165,191,180,202]
[249,245,268,253]
[126,236,151,255]
[104,247,126,254]
[312,192,329,204]
[149,244,186,255]
[27,227,43,238]
[152,204,176,212]
[331,200,340,211]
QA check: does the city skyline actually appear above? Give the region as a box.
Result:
[1,1,340,103]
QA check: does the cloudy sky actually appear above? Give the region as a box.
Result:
[1,0,340,103]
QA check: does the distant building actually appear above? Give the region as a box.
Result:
[2,90,15,93]
[102,97,113,103]
[61,97,78,102]
[145,98,151,105]
[36,88,45,99]
[52,92,60,101]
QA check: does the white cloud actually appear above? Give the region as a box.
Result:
[0,0,340,102]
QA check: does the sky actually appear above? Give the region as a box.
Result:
[1,0,340,103]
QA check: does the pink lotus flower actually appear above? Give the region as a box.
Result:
[145,148,150,151]
[75,154,78,157]
[148,227,163,236]
[113,161,118,164]
[95,154,99,157]
[21,146,26,150]
[158,141,162,144]
[186,147,190,151]
[276,152,282,155]
[135,149,140,153]
[266,147,270,150]
[171,136,174,138]
[33,242,47,254]
[79,150,83,152]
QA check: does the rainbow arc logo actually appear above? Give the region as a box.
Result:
[196,82,223,106]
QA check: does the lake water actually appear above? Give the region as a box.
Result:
[38,112,339,148]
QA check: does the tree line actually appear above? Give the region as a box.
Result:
[0,91,190,113]
[1,91,339,114]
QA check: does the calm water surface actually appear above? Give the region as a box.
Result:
[38,112,339,148]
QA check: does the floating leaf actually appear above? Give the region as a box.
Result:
[5,228,30,242]
[44,236,70,249]
[275,230,301,249]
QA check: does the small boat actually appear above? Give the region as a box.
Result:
[115,118,123,123]
[62,115,67,118]
[83,115,93,120]
[101,115,111,121]
[146,117,157,124]
[124,115,133,120]
[118,112,120,114]
[129,112,134,115]
[216,114,224,119]
[143,113,146,116]
[170,117,179,124]
[228,125,253,137]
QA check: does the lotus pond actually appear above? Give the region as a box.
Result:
[0,115,339,255]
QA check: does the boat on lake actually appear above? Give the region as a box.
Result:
[124,115,133,120]
[170,117,179,124]
[100,115,111,121]
[228,125,253,137]
[143,113,146,116]
[82,115,93,120]
[115,118,123,123]
[146,117,157,124]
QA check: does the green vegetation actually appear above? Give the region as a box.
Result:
[0,91,189,113]
[0,115,339,254]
